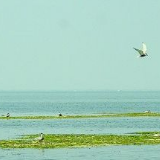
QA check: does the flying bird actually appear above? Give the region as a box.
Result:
[133,43,148,57]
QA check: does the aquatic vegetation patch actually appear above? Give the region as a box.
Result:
[1,112,160,120]
[0,132,160,149]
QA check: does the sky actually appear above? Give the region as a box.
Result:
[0,0,160,91]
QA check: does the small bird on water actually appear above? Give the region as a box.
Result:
[6,113,10,118]
[59,113,63,117]
[35,133,44,141]
[133,42,148,57]
[153,133,160,137]
[144,110,151,113]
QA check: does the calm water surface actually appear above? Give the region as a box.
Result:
[1,117,160,140]
[0,91,160,115]
[1,145,160,160]
[0,91,160,159]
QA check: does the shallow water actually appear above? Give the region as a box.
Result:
[1,91,160,159]
[1,145,160,160]
[1,117,160,140]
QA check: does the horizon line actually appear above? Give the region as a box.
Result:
[0,89,160,92]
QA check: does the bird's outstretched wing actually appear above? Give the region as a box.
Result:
[133,48,144,55]
[142,43,147,54]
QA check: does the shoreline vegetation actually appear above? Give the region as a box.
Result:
[1,112,160,120]
[1,132,160,149]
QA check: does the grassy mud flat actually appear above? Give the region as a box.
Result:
[1,132,160,149]
[1,112,160,120]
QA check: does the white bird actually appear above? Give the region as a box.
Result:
[144,110,151,113]
[133,42,148,57]
[34,133,44,141]
[153,133,160,137]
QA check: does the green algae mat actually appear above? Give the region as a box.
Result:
[1,132,160,149]
[1,112,160,120]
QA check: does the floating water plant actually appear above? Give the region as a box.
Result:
[1,112,160,120]
[0,132,160,149]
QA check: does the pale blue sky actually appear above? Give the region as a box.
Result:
[0,0,160,91]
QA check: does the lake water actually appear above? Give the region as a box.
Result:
[1,91,160,116]
[0,91,160,159]
[1,145,160,160]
